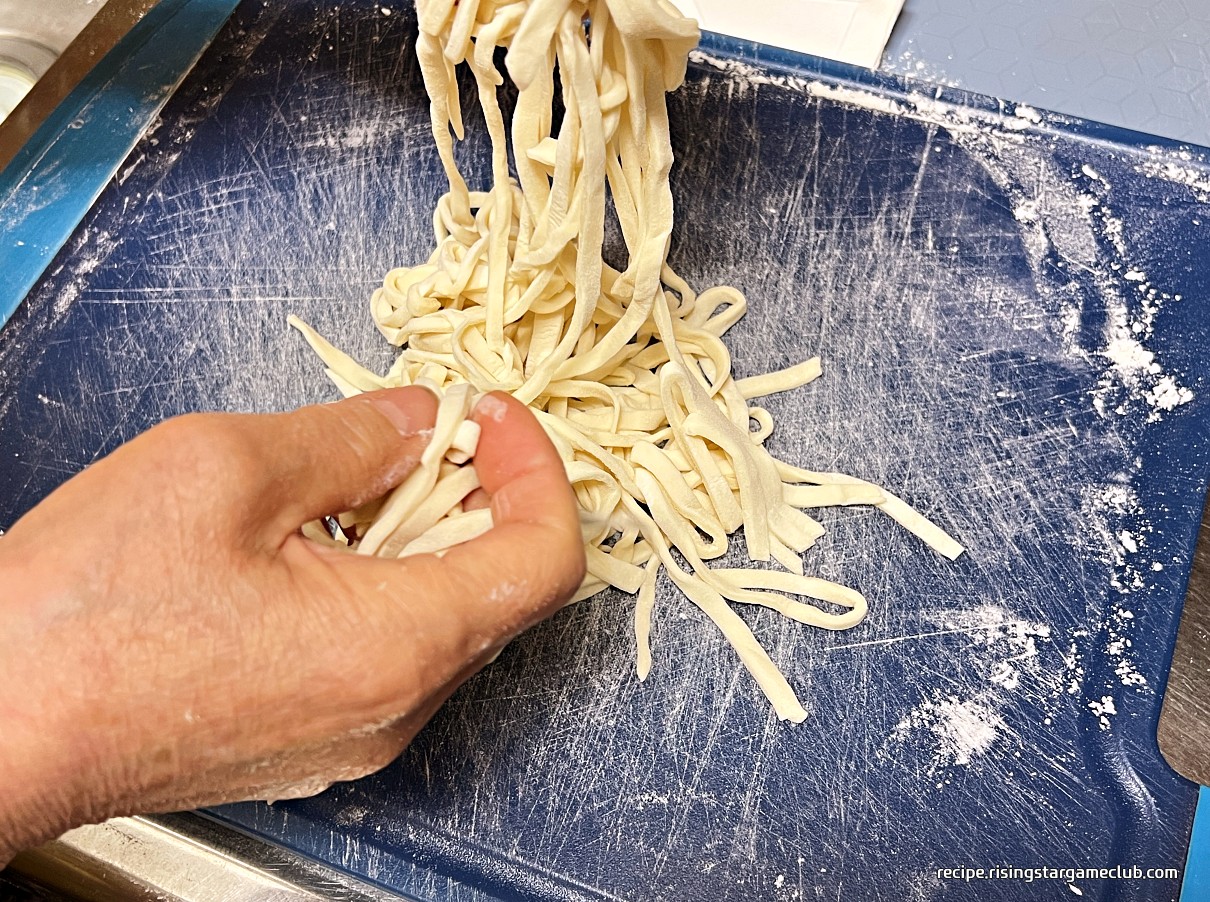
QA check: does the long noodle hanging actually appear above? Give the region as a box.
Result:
[291,0,964,722]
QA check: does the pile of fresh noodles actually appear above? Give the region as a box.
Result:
[291,0,963,722]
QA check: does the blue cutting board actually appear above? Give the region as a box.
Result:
[2,2,1209,899]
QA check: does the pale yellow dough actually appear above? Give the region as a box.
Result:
[291,0,963,722]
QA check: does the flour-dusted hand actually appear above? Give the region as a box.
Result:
[0,389,584,863]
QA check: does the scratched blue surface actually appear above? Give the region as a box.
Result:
[2,2,1210,900]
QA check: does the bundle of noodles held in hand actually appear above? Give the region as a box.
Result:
[290,0,964,722]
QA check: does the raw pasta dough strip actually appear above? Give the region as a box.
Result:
[775,462,965,560]
[400,508,495,557]
[289,0,965,722]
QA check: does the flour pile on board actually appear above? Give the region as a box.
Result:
[891,694,1006,768]
[1078,481,1153,594]
[921,604,1052,695]
[877,604,1054,770]
[1138,150,1210,202]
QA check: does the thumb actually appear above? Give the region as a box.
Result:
[325,391,586,651]
[238,387,439,542]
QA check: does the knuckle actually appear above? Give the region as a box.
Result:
[148,413,264,496]
[311,402,397,459]
[292,402,413,495]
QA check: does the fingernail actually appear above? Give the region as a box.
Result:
[473,392,509,424]
[368,394,420,434]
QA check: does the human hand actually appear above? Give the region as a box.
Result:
[0,388,585,862]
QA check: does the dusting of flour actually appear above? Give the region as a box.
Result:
[688,50,1193,763]
[690,49,1197,427]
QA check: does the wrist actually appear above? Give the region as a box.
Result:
[0,537,89,863]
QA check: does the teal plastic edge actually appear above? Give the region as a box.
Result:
[1184,788,1210,900]
[0,0,241,328]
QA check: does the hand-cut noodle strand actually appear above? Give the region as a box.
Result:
[634,557,659,681]
[290,0,964,722]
